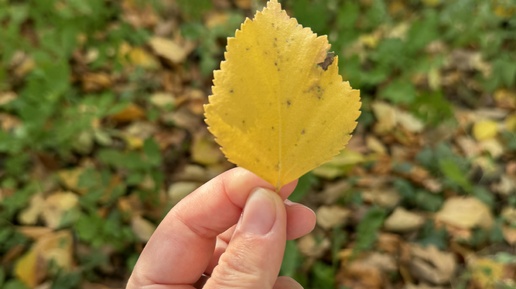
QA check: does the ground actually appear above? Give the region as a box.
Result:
[0,0,515,288]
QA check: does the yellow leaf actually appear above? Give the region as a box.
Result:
[204,0,361,189]
[14,248,39,287]
[472,119,498,141]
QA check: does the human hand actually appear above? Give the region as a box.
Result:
[127,167,316,289]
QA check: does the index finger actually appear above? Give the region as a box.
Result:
[127,167,297,287]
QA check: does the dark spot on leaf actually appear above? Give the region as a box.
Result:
[286,99,292,107]
[301,129,305,135]
[317,51,335,71]
[229,89,234,93]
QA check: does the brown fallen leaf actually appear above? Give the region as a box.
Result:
[11,52,36,78]
[150,92,176,110]
[108,103,145,123]
[362,188,400,208]
[297,233,330,259]
[150,37,189,64]
[18,193,44,225]
[339,257,384,289]
[372,101,397,134]
[0,91,16,106]
[338,252,397,289]
[41,191,79,229]
[435,196,493,230]
[122,0,159,28]
[377,233,402,254]
[16,226,53,240]
[131,215,156,242]
[408,244,456,285]
[384,207,425,232]
[494,88,516,109]
[81,72,113,92]
[234,0,252,9]
[316,205,350,230]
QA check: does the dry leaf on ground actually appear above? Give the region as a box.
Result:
[316,205,350,229]
[435,196,493,229]
[384,207,425,232]
[408,245,456,285]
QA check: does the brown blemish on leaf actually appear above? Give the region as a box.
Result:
[317,51,335,71]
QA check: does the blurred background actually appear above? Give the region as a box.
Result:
[0,0,515,288]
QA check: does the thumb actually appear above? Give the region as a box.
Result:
[205,188,287,289]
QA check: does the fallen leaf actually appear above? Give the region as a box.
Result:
[16,226,53,240]
[472,119,498,141]
[131,215,156,242]
[297,233,330,258]
[435,196,494,229]
[81,72,112,92]
[191,131,224,165]
[502,226,516,246]
[316,205,350,230]
[204,0,361,189]
[409,245,456,285]
[377,233,401,254]
[468,257,506,289]
[366,135,387,154]
[150,37,189,64]
[492,175,516,196]
[234,0,252,9]
[312,150,366,179]
[478,139,504,158]
[456,136,481,158]
[494,89,516,109]
[396,110,424,133]
[372,101,397,134]
[108,103,145,123]
[362,188,401,208]
[150,92,176,110]
[339,260,384,289]
[57,168,86,194]
[14,231,74,288]
[18,193,44,225]
[41,191,79,229]
[505,113,516,131]
[14,246,41,288]
[384,207,425,232]
[12,52,35,78]
[501,207,516,227]
[122,0,159,28]
[0,91,16,106]
[0,112,21,131]
[125,45,160,69]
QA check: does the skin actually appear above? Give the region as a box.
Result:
[127,168,316,289]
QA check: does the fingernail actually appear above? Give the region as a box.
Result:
[284,199,295,206]
[240,188,277,235]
